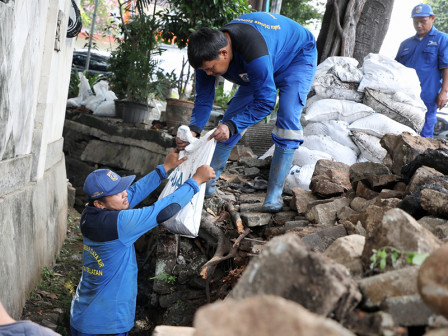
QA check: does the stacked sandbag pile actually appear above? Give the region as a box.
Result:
[284,54,427,193]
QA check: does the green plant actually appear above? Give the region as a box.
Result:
[68,67,81,98]
[41,266,55,281]
[149,69,178,100]
[370,246,429,272]
[150,271,176,284]
[107,2,160,103]
[214,83,236,110]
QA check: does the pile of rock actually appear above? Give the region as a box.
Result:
[153,132,448,336]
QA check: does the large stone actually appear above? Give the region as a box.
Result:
[306,197,351,225]
[358,266,419,308]
[229,233,362,320]
[421,188,448,219]
[240,212,272,227]
[310,160,352,197]
[349,161,391,191]
[418,243,448,319]
[152,326,195,336]
[229,145,257,161]
[193,295,355,336]
[406,166,445,195]
[361,208,442,269]
[402,148,448,180]
[324,235,365,279]
[383,294,435,326]
[301,224,347,252]
[290,188,319,214]
[350,196,377,212]
[380,133,447,176]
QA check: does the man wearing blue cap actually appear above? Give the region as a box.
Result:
[395,3,448,138]
[176,12,317,212]
[70,151,215,336]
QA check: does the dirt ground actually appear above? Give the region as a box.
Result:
[20,207,83,335]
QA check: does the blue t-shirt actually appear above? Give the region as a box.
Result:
[70,166,199,334]
[190,12,316,135]
[395,26,448,104]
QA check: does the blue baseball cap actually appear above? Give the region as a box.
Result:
[411,4,434,18]
[83,169,135,200]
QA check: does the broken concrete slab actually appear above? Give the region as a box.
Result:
[229,233,361,321]
[194,295,356,336]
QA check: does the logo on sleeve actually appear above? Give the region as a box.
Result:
[239,73,250,82]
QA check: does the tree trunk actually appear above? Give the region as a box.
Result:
[317,0,394,65]
[353,0,395,63]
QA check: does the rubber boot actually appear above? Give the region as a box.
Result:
[205,143,233,197]
[262,146,295,212]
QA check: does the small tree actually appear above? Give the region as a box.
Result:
[108,2,160,103]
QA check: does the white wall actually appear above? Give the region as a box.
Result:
[0,0,74,318]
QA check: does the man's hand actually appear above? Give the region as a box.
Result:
[437,90,448,110]
[163,151,187,172]
[176,131,198,151]
[192,165,216,185]
[208,124,230,142]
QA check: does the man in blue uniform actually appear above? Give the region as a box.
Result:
[177,12,317,212]
[70,152,215,336]
[395,3,448,138]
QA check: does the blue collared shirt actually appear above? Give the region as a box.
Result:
[395,26,448,104]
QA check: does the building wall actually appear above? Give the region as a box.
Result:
[0,0,73,318]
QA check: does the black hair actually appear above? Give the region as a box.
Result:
[187,27,229,69]
[88,196,107,207]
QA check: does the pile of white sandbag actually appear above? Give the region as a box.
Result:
[283,53,426,193]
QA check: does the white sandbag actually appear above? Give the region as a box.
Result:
[363,88,425,133]
[292,145,333,167]
[305,94,324,108]
[329,63,363,83]
[349,113,417,138]
[302,135,358,166]
[67,73,93,108]
[358,53,422,103]
[284,164,315,193]
[158,126,217,238]
[86,80,117,113]
[303,120,360,155]
[94,100,115,117]
[303,99,375,124]
[312,73,364,102]
[315,56,360,77]
[351,131,387,163]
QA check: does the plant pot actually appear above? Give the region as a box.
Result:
[114,99,125,118]
[116,100,152,125]
[165,98,194,128]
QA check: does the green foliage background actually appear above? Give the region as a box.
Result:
[160,0,253,49]
[280,0,325,27]
[425,0,448,33]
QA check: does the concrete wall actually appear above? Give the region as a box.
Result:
[0,0,73,318]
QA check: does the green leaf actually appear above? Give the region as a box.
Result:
[379,258,387,270]
[390,252,399,264]
[409,253,429,266]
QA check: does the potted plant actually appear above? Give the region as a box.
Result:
[108,2,161,124]
[159,0,252,128]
